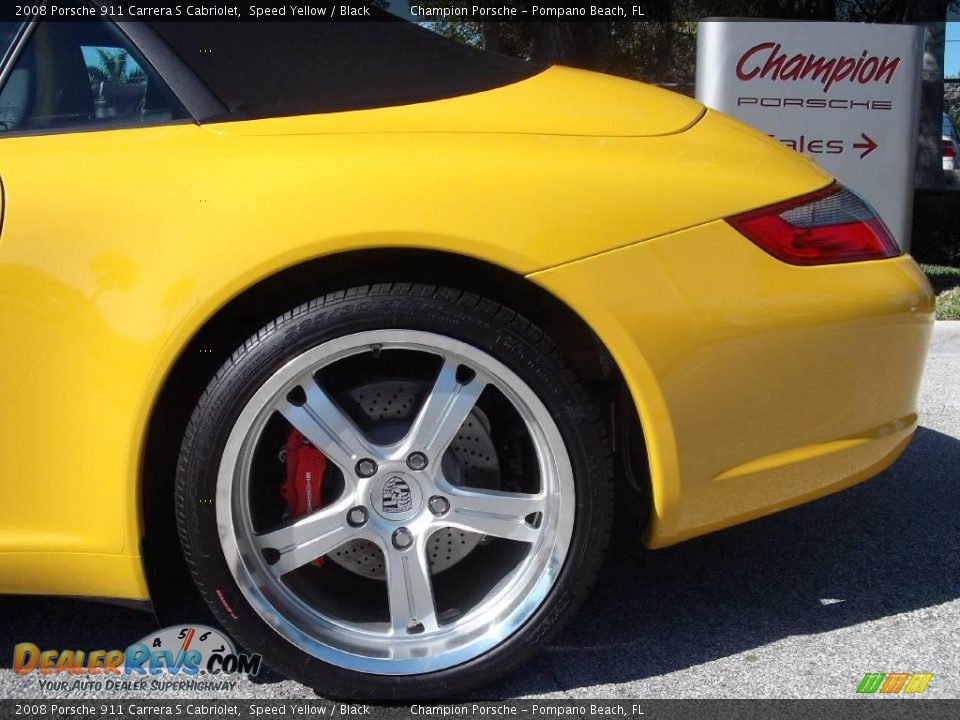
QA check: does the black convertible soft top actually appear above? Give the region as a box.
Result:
[148,18,543,120]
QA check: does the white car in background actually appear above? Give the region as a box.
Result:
[945,113,959,184]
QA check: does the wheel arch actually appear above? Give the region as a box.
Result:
[139,248,651,622]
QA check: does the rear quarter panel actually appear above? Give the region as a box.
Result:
[531,222,934,546]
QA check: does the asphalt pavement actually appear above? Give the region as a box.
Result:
[2,322,958,700]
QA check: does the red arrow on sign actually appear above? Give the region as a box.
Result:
[853,133,878,159]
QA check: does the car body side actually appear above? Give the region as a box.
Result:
[0,74,934,600]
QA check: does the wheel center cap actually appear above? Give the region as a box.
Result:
[370,471,423,521]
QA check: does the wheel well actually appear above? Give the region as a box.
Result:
[140,249,650,623]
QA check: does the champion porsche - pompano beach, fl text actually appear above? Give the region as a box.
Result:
[410,5,648,17]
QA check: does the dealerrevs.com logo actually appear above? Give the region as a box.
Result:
[13,625,261,692]
[736,42,901,93]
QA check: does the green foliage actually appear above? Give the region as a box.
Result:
[921,264,960,319]
[935,285,960,319]
[946,79,960,139]
[922,263,960,289]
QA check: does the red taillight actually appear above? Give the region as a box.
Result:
[726,183,900,265]
[944,140,957,159]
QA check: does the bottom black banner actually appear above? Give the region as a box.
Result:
[1,699,958,720]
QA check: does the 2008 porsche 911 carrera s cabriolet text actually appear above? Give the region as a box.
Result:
[0,1,934,699]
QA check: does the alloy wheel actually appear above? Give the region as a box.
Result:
[216,330,576,675]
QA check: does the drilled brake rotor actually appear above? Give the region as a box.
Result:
[326,379,500,579]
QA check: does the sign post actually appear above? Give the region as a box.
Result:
[696,20,924,250]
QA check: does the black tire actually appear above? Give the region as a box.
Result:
[175,284,613,699]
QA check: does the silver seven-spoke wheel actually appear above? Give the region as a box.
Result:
[216,330,574,674]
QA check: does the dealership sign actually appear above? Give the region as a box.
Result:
[696,21,924,249]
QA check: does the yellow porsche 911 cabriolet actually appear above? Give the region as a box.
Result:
[0,5,934,699]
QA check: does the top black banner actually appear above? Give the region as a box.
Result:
[0,1,768,23]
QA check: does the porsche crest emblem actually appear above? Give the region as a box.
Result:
[381,476,413,514]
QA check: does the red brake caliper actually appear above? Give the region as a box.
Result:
[280,430,327,568]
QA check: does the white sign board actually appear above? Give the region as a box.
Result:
[696,20,923,250]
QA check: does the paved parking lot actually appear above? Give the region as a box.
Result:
[2,323,958,700]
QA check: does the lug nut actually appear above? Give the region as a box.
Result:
[347,506,368,527]
[355,458,378,478]
[392,527,414,550]
[428,496,450,516]
[406,452,429,471]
